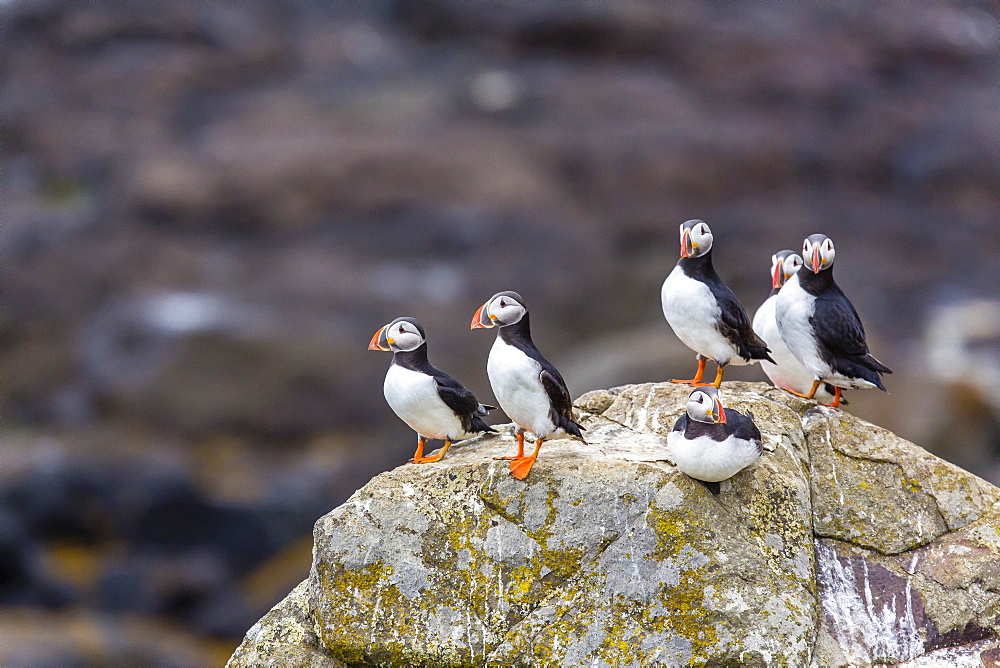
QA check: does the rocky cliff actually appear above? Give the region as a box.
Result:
[228,382,1000,666]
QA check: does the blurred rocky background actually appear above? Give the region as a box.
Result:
[2,1,998,664]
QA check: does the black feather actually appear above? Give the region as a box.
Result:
[800,268,891,390]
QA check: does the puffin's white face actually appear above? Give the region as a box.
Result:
[770,250,803,288]
[679,219,713,259]
[686,387,727,424]
[368,317,426,352]
[471,291,527,329]
[803,234,835,273]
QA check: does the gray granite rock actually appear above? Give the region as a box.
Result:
[229,382,1000,666]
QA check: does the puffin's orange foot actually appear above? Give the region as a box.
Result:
[410,441,451,463]
[670,358,707,385]
[509,455,537,480]
[495,432,526,460]
[691,381,721,388]
[820,387,842,408]
[780,388,814,400]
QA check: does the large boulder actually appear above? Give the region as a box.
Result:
[228,382,1000,666]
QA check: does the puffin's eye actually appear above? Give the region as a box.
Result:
[499,300,507,308]
[699,225,707,235]
[825,241,833,251]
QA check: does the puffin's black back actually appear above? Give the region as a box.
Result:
[673,408,762,451]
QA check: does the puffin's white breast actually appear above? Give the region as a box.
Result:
[661,265,744,365]
[487,337,557,439]
[384,365,466,440]
[774,274,827,378]
[667,430,761,482]
[753,293,833,400]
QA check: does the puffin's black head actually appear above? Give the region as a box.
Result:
[802,234,835,274]
[770,250,803,289]
[471,291,527,329]
[685,386,727,424]
[679,219,713,259]
[368,316,426,352]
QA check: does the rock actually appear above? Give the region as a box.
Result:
[228,382,1000,666]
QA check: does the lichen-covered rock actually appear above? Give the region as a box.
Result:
[228,382,1000,667]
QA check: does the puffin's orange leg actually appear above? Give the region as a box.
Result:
[408,438,427,462]
[412,440,452,463]
[783,379,821,400]
[494,430,525,460]
[693,364,725,388]
[509,439,543,480]
[670,357,707,385]
[821,386,842,408]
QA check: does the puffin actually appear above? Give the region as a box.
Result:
[668,386,763,492]
[661,219,774,387]
[751,250,840,405]
[774,234,891,407]
[369,317,495,464]
[470,291,585,480]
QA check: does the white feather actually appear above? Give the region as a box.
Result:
[753,293,835,403]
[383,365,471,440]
[487,337,558,439]
[667,431,761,482]
[661,265,749,365]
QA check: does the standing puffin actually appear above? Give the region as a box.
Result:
[369,317,495,464]
[775,234,891,407]
[661,219,774,387]
[471,291,585,480]
[752,250,839,405]
[668,386,763,491]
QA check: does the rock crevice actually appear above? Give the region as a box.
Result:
[228,382,1000,667]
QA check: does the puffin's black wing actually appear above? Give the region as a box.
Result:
[727,409,763,455]
[672,413,687,433]
[708,282,775,364]
[811,290,891,387]
[431,368,496,433]
[540,368,586,441]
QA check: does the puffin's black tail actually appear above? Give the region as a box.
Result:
[469,415,496,434]
[745,341,775,365]
[560,415,587,445]
[837,354,891,392]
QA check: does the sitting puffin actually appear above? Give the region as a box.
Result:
[752,250,840,405]
[369,317,495,464]
[471,291,585,480]
[668,386,763,492]
[775,234,891,407]
[661,219,774,387]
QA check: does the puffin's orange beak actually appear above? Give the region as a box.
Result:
[715,398,727,424]
[771,261,783,289]
[811,244,822,274]
[680,228,693,258]
[368,325,390,351]
[471,302,494,329]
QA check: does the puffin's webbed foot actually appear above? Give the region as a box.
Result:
[508,439,544,480]
[670,357,707,385]
[494,430,526,460]
[411,440,452,463]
